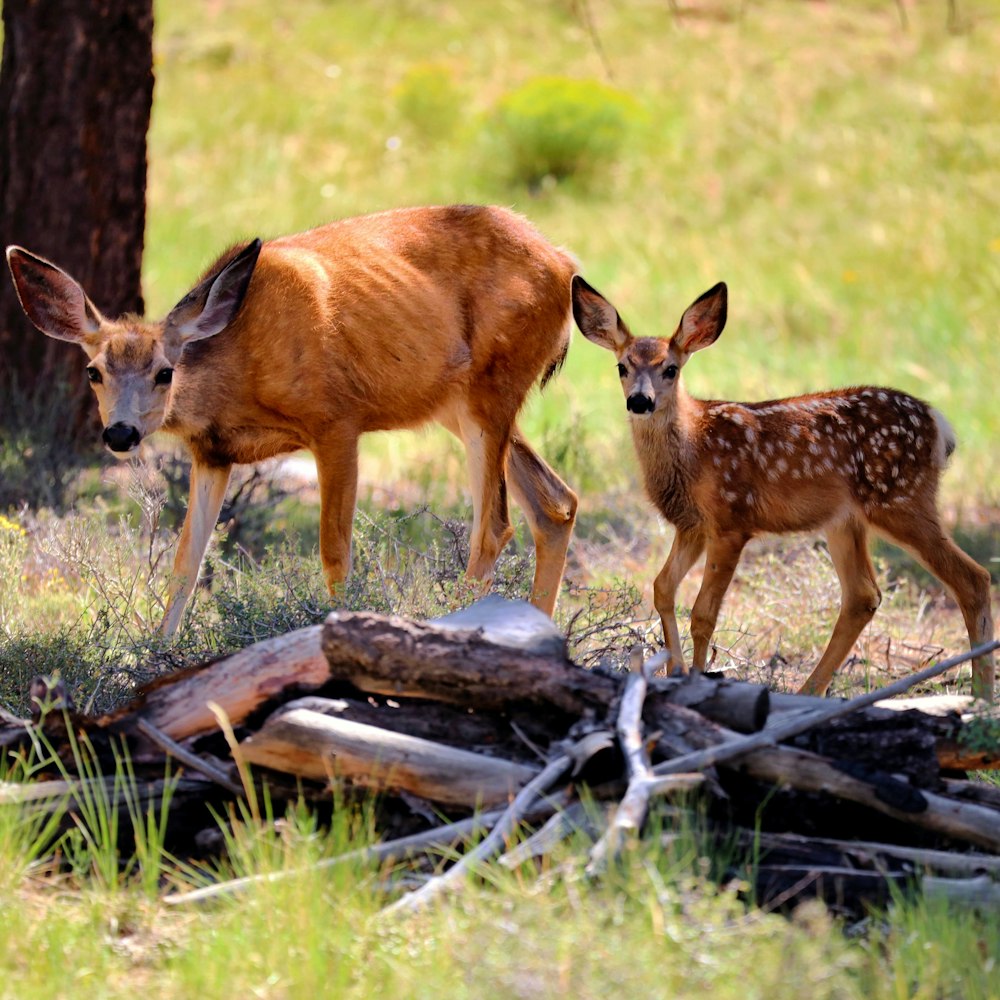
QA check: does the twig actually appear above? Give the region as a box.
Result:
[499,802,595,868]
[571,0,615,81]
[165,807,511,906]
[383,752,574,916]
[136,718,243,796]
[588,668,653,873]
[653,640,1000,778]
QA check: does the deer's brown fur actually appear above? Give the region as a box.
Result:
[7,205,579,634]
[573,276,994,699]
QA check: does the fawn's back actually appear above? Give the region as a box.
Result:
[572,275,994,700]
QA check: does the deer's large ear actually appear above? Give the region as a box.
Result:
[164,239,261,347]
[672,282,727,355]
[572,275,632,353]
[5,246,104,345]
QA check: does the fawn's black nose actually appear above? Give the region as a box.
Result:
[626,394,655,415]
[102,422,141,452]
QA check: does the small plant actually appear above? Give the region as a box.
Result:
[491,75,640,188]
[0,372,101,512]
[394,62,464,141]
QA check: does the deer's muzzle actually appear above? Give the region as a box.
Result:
[103,422,141,453]
[627,394,655,415]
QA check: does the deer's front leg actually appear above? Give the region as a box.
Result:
[160,461,233,637]
[653,526,705,673]
[313,431,360,598]
[688,531,748,671]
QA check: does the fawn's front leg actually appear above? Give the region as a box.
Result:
[688,531,749,671]
[653,526,706,673]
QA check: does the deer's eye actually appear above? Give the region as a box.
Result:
[616,363,627,378]
[663,364,678,380]
[154,368,174,386]
[86,366,102,384]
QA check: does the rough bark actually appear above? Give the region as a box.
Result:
[0,0,153,425]
[239,701,540,808]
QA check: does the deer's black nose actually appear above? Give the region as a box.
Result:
[102,422,141,452]
[627,394,655,415]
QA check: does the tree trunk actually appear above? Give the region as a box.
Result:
[0,0,153,429]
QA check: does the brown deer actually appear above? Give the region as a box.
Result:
[572,276,994,699]
[6,205,579,635]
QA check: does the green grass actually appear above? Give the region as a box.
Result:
[1,780,998,1000]
[2,1,1000,996]
[144,0,1000,500]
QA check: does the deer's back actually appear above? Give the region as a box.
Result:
[167,206,576,464]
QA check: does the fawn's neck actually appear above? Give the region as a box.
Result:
[628,383,703,529]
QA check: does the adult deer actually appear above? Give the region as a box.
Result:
[7,205,579,635]
[572,277,994,700]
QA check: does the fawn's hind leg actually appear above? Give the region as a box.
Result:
[873,506,994,701]
[799,518,881,696]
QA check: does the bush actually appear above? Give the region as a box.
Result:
[394,63,464,141]
[0,373,102,512]
[491,75,640,188]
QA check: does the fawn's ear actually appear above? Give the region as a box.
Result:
[5,246,104,346]
[673,282,727,355]
[572,275,632,353]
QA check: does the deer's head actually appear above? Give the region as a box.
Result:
[5,242,261,456]
[572,276,727,417]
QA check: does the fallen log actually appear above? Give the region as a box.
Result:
[322,604,773,733]
[239,700,540,808]
[321,608,614,716]
[752,831,1000,878]
[107,625,329,741]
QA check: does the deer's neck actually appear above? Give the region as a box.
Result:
[629,385,701,529]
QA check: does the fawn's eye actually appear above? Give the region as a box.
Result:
[154,367,174,386]
[86,366,102,384]
[663,364,679,380]
[616,363,627,378]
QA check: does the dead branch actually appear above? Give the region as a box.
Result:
[239,702,540,808]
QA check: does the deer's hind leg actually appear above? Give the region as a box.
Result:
[872,504,994,701]
[506,428,578,616]
[799,517,881,696]
[440,406,516,596]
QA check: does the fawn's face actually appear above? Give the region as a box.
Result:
[5,242,260,456]
[572,277,728,418]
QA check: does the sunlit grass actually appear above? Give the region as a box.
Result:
[145,0,1000,503]
[1,3,998,995]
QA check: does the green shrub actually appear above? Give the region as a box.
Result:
[394,62,465,140]
[491,75,640,187]
[0,373,101,512]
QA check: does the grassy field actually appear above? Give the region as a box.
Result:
[1,0,1000,996]
[145,0,1000,502]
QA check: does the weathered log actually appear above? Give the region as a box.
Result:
[731,746,1000,853]
[107,626,330,741]
[654,672,769,734]
[0,775,212,816]
[752,831,1000,878]
[262,694,554,764]
[238,701,540,807]
[323,603,773,733]
[922,874,1000,908]
[645,700,1000,852]
[321,609,615,716]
